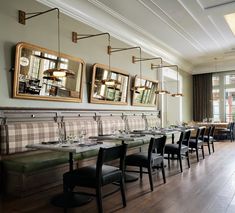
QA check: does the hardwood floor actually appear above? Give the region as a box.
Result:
[1,141,235,213]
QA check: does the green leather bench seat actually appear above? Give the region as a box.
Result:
[81,149,99,159]
[3,151,82,173]
[2,140,151,174]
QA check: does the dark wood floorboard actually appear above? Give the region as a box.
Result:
[1,141,235,213]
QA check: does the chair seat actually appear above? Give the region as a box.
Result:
[165,144,188,154]
[185,139,203,148]
[219,128,230,133]
[125,152,162,168]
[63,165,121,188]
[203,135,214,142]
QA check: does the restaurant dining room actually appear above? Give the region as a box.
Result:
[1,0,235,213]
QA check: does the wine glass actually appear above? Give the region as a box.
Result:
[111,125,116,135]
[81,128,87,143]
[77,130,82,143]
[66,134,76,145]
[58,127,65,145]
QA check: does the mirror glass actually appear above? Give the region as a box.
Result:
[132,76,158,106]
[13,42,84,102]
[90,64,129,104]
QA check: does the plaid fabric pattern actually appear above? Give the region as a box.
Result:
[0,125,8,155]
[0,122,59,154]
[146,116,161,128]
[64,119,98,138]
[127,116,146,131]
[99,118,126,135]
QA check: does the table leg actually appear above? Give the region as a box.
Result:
[122,140,139,182]
[69,152,74,172]
[124,172,139,182]
[172,133,175,144]
[51,192,92,208]
[51,152,92,208]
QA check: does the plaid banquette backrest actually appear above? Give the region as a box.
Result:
[146,116,161,128]
[99,117,126,135]
[0,122,59,154]
[64,119,98,138]
[127,116,146,131]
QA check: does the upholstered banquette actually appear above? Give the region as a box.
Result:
[0,110,160,197]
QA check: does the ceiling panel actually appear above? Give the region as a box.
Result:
[38,0,235,73]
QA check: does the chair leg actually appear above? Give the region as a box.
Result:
[178,154,183,172]
[201,145,205,159]
[148,166,154,191]
[120,176,126,207]
[186,151,190,168]
[168,154,170,168]
[96,186,103,213]
[207,141,211,155]
[211,140,215,152]
[140,166,143,179]
[196,148,199,162]
[161,162,166,183]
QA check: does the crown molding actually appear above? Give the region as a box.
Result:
[37,0,193,73]
[192,56,235,74]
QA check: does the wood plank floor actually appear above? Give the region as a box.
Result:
[1,141,235,213]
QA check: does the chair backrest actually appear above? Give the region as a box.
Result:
[148,136,166,162]
[207,126,212,138]
[96,144,128,180]
[230,122,234,131]
[199,127,206,141]
[182,130,191,147]
[177,131,185,149]
[210,126,215,137]
[194,127,201,141]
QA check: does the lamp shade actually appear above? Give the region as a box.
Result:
[43,68,75,77]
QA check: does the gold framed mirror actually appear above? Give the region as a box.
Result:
[90,63,129,105]
[13,42,84,102]
[132,76,158,106]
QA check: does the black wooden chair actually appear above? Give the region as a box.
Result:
[125,136,166,191]
[210,126,216,152]
[165,130,191,172]
[219,122,234,142]
[203,126,216,154]
[183,127,205,162]
[63,144,128,213]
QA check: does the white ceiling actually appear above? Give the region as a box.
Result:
[38,0,235,74]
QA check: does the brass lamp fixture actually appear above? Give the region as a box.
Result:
[132,56,163,93]
[72,31,112,85]
[18,8,75,77]
[152,64,183,97]
[107,45,145,91]
[132,56,162,64]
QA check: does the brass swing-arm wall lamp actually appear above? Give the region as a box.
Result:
[132,56,162,65]
[72,32,110,43]
[72,31,112,85]
[19,8,59,25]
[152,64,183,97]
[107,46,145,90]
[132,57,163,93]
[18,8,75,77]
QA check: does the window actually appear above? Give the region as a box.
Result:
[212,72,235,122]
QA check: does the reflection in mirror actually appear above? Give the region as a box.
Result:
[13,42,84,102]
[90,64,129,105]
[132,76,158,106]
